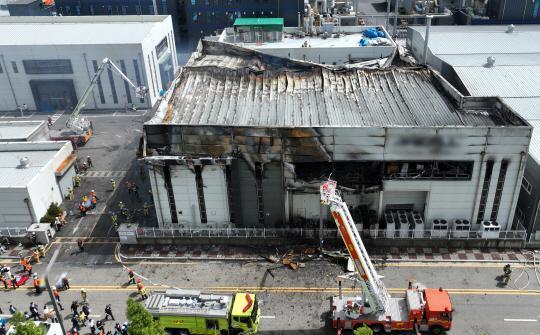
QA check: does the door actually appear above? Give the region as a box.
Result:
[29,79,78,112]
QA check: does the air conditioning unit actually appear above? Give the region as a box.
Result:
[385,211,395,238]
[413,213,424,238]
[452,219,471,238]
[355,223,363,232]
[480,221,500,239]
[431,219,449,238]
[398,213,409,237]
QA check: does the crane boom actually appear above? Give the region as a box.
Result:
[321,179,390,314]
[67,58,148,133]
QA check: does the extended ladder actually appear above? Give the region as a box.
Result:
[321,179,390,313]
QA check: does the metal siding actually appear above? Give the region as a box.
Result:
[231,159,258,227]
[202,165,230,225]
[149,166,172,227]
[292,193,322,221]
[57,165,76,199]
[262,162,284,227]
[170,165,201,227]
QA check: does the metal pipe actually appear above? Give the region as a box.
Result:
[393,0,399,37]
[45,249,66,335]
[385,0,391,31]
[422,15,433,64]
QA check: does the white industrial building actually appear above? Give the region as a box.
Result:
[407,24,540,243]
[215,18,396,66]
[0,15,177,112]
[0,120,49,142]
[0,141,75,234]
[143,42,531,241]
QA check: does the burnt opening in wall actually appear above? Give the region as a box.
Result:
[294,161,383,191]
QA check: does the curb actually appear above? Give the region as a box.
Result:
[117,251,537,264]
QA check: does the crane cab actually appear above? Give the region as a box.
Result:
[421,288,453,334]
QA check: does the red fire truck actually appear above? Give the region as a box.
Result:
[320,179,453,334]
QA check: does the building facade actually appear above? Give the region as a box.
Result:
[143,42,531,239]
[0,16,177,112]
[7,0,55,16]
[0,141,75,230]
[407,24,540,243]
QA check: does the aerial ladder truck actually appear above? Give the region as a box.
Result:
[320,179,453,335]
[50,58,147,146]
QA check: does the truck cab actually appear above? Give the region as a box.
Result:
[230,293,260,334]
[423,288,453,334]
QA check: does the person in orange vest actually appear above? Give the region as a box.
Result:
[80,203,87,217]
[33,273,41,294]
[137,279,148,300]
[20,257,28,271]
[25,263,32,276]
[53,288,64,310]
[91,196,97,209]
[82,195,88,203]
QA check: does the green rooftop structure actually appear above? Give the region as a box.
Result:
[233,18,284,32]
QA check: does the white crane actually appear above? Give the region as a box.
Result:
[320,179,390,314]
[66,58,148,133]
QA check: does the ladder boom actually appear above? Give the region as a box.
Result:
[321,179,390,313]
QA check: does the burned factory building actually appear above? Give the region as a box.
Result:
[143,41,531,237]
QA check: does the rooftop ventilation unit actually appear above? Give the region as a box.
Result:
[18,157,30,168]
[506,24,515,33]
[485,56,496,68]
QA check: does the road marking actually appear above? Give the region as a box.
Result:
[84,171,127,178]
[88,315,102,318]
[260,316,276,319]
[72,217,84,233]
[503,319,538,322]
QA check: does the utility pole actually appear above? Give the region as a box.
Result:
[44,249,66,335]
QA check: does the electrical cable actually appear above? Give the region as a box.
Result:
[511,250,540,290]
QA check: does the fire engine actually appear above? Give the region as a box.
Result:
[321,179,453,335]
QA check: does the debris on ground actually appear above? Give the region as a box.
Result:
[262,246,320,271]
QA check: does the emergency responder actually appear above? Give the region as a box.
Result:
[118,201,125,211]
[80,288,87,304]
[90,190,96,198]
[77,239,84,252]
[30,232,37,246]
[80,203,87,217]
[127,269,135,285]
[87,156,93,168]
[33,274,41,294]
[32,248,40,264]
[81,162,88,174]
[67,187,74,200]
[502,264,512,285]
[74,174,81,187]
[10,275,18,289]
[111,212,118,230]
[137,279,148,300]
[110,179,116,191]
[38,245,45,259]
[91,196,97,209]
[133,184,139,198]
[25,263,32,276]
[71,301,79,316]
[62,275,70,290]
[53,288,64,310]
[82,195,88,203]
[105,304,114,320]
[143,202,149,216]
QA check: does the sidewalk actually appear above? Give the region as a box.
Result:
[0,243,34,260]
[118,245,538,263]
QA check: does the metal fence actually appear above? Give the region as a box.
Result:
[0,227,28,238]
[135,227,527,241]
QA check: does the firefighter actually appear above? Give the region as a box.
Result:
[111,212,118,230]
[90,190,96,198]
[137,279,147,300]
[80,288,87,304]
[91,196,97,209]
[86,156,93,168]
[67,187,74,200]
[127,269,135,285]
[30,232,37,246]
[502,264,512,285]
[82,195,88,203]
[77,239,84,252]
[32,249,40,264]
[53,288,64,310]
[38,245,45,259]
[81,162,88,174]
[74,174,81,187]
[143,202,149,216]
[110,179,116,191]
[118,201,125,211]
[33,274,41,294]
[80,203,87,217]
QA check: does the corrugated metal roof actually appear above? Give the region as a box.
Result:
[410,25,540,164]
[453,66,540,97]
[152,45,513,128]
[233,18,284,26]
[410,25,540,55]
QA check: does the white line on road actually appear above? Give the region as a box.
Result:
[503,319,538,322]
[260,316,276,319]
[88,315,102,318]
[72,217,84,233]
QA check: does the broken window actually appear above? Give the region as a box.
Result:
[383,161,473,180]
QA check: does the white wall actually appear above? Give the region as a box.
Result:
[170,165,200,227]
[202,165,230,225]
[27,161,63,224]
[0,187,31,228]
[148,165,172,227]
[0,17,176,112]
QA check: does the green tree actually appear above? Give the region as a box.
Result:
[9,312,46,335]
[126,298,166,335]
[353,324,373,335]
